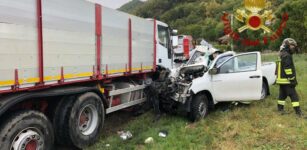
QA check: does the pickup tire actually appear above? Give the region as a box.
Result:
[189,94,209,122]
[261,82,268,100]
[54,92,104,149]
[0,110,54,150]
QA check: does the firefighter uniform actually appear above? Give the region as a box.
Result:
[276,38,302,116]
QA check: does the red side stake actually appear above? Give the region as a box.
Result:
[105,64,109,78]
[125,64,128,76]
[36,0,44,85]
[128,18,132,74]
[59,67,64,84]
[153,18,157,72]
[95,4,102,79]
[12,69,20,90]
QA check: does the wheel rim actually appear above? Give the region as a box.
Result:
[199,102,207,117]
[78,104,99,136]
[11,128,44,150]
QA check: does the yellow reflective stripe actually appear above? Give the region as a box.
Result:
[292,102,300,107]
[278,100,286,105]
[103,66,153,74]
[0,72,93,86]
[288,77,295,80]
[1,67,154,87]
[276,62,290,84]
[0,80,15,86]
[285,69,293,75]
[277,62,281,79]
[276,78,290,84]
[132,66,154,71]
[64,72,93,79]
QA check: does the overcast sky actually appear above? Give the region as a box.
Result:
[87,0,146,9]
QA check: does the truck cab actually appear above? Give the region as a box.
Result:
[156,20,174,69]
[147,19,174,70]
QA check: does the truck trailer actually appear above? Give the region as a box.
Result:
[0,0,174,149]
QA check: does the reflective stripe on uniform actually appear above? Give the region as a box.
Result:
[288,77,295,80]
[276,61,290,84]
[278,100,286,105]
[284,69,293,75]
[292,102,300,107]
[276,78,291,84]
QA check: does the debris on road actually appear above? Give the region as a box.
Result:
[158,130,168,138]
[144,137,154,144]
[118,131,133,140]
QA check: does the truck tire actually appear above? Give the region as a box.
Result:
[0,110,54,150]
[189,94,209,122]
[261,82,268,100]
[53,96,75,145]
[54,92,104,149]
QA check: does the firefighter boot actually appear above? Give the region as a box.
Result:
[294,107,304,118]
[278,104,286,115]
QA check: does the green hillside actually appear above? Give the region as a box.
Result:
[120,0,307,52]
[118,0,145,14]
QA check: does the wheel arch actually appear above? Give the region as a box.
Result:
[187,90,214,112]
[262,77,270,95]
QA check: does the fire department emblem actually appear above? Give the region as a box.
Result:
[235,0,274,33]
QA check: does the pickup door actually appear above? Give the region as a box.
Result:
[212,52,262,101]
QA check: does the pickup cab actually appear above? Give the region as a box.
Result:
[160,50,276,121]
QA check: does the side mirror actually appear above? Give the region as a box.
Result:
[209,68,218,75]
[172,29,178,35]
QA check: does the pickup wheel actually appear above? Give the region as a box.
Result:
[0,110,54,150]
[261,82,268,100]
[54,92,104,149]
[189,94,209,122]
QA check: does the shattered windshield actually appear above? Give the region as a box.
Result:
[187,51,207,65]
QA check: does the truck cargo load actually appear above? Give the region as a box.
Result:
[0,0,156,93]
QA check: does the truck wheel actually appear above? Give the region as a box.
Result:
[261,82,268,100]
[189,94,209,122]
[53,96,75,145]
[54,92,104,149]
[0,110,54,150]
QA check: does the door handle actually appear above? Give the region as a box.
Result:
[250,75,260,79]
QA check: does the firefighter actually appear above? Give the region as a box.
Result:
[276,38,303,117]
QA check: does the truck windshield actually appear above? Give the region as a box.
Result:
[158,25,172,59]
[187,51,206,65]
[158,25,170,48]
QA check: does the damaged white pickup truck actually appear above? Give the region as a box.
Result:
[151,49,276,121]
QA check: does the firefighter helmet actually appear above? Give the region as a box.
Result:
[282,38,297,47]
